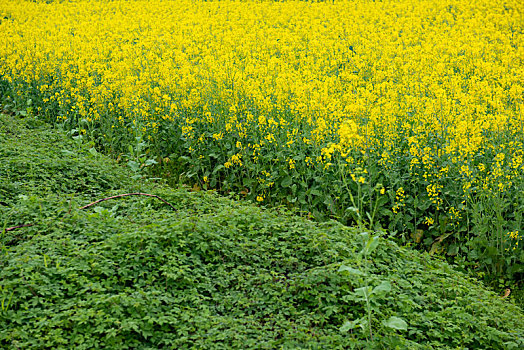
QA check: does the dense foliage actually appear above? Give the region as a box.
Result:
[1,115,523,349]
[0,0,522,284]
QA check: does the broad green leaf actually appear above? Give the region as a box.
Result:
[340,318,364,332]
[360,233,380,256]
[359,231,370,240]
[383,316,408,331]
[354,286,371,299]
[213,164,225,173]
[281,176,293,187]
[338,265,366,276]
[144,159,157,166]
[372,280,391,295]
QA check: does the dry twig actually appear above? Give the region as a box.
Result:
[3,193,175,234]
[79,192,176,211]
[3,224,34,233]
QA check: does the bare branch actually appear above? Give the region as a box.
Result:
[79,193,176,211]
[2,193,175,234]
[4,224,34,233]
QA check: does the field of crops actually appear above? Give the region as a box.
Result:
[0,0,523,282]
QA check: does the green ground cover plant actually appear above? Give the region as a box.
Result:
[1,114,523,349]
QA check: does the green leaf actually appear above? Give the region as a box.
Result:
[347,206,359,214]
[298,193,307,205]
[372,280,391,295]
[61,149,75,156]
[310,189,322,196]
[144,159,157,166]
[354,286,371,299]
[281,176,293,188]
[338,265,366,276]
[447,243,459,256]
[340,318,364,332]
[213,164,225,174]
[127,160,140,173]
[361,234,380,256]
[383,316,408,331]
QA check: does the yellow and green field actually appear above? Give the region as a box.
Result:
[1,0,522,280]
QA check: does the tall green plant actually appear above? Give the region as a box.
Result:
[339,232,408,343]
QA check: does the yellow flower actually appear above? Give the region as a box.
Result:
[424,217,434,226]
[212,133,224,141]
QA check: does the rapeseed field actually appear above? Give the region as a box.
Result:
[0,0,522,282]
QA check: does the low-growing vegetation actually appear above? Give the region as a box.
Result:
[1,114,523,348]
[0,0,522,287]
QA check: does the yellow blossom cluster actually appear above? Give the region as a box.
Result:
[506,231,521,251]
[0,0,522,236]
